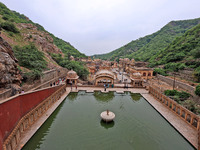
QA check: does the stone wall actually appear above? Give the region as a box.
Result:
[40,69,58,83]
[0,68,68,100]
[168,69,195,82]
[157,74,195,95]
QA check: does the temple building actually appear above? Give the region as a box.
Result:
[127,66,153,80]
[95,69,115,86]
[130,72,143,87]
[66,70,79,85]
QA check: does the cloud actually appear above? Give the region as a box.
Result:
[1,0,200,55]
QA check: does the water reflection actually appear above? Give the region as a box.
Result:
[94,91,114,102]
[67,92,78,101]
[130,93,141,101]
[100,120,115,129]
[22,101,65,150]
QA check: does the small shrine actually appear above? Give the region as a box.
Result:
[66,70,79,85]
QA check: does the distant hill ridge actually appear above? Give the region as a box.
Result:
[93,17,200,62]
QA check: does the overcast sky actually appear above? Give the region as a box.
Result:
[1,0,200,55]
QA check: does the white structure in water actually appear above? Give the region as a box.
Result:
[100,110,115,122]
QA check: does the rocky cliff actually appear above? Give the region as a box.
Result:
[0,36,22,88]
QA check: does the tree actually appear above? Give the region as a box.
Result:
[195,84,200,96]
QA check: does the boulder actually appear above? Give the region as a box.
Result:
[0,37,22,88]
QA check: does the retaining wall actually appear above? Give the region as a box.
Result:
[0,68,68,100]
[157,74,195,95]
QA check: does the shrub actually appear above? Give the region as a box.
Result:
[164,90,178,96]
[50,53,89,80]
[164,63,179,72]
[194,67,200,82]
[153,68,168,76]
[2,14,10,20]
[177,91,190,100]
[1,21,19,33]
[178,63,186,70]
[195,84,200,96]
[13,44,47,78]
[164,90,190,101]
[193,48,200,59]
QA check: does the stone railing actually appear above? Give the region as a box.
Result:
[2,85,66,150]
[149,86,200,130]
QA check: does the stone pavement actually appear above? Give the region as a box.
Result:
[17,86,197,149]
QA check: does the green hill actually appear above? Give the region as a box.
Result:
[0,2,88,79]
[93,18,200,61]
[152,23,200,81]
[0,2,86,58]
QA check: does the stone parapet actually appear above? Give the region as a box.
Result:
[149,85,200,150]
[149,85,199,130]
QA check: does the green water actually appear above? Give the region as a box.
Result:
[23,91,195,150]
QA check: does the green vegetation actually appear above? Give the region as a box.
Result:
[49,33,86,58]
[94,18,200,61]
[13,44,47,80]
[1,21,19,33]
[51,53,89,79]
[94,18,200,82]
[195,84,200,96]
[0,2,86,59]
[95,18,200,82]
[194,67,200,82]
[0,3,32,24]
[153,68,168,76]
[164,89,200,114]
[164,90,190,102]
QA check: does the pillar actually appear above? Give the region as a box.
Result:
[185,113,188,121]
[190,116,194,126]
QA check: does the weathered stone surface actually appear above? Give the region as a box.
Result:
[0,36,18,62]
[16,23,62,69]
[0,37,22,88]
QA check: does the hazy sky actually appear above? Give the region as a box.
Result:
[1,0,200,55]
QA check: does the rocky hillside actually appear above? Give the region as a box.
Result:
[0,2,86,69]
[0,36,22,88]
[0,2,89,91]
[94,18,200,61]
